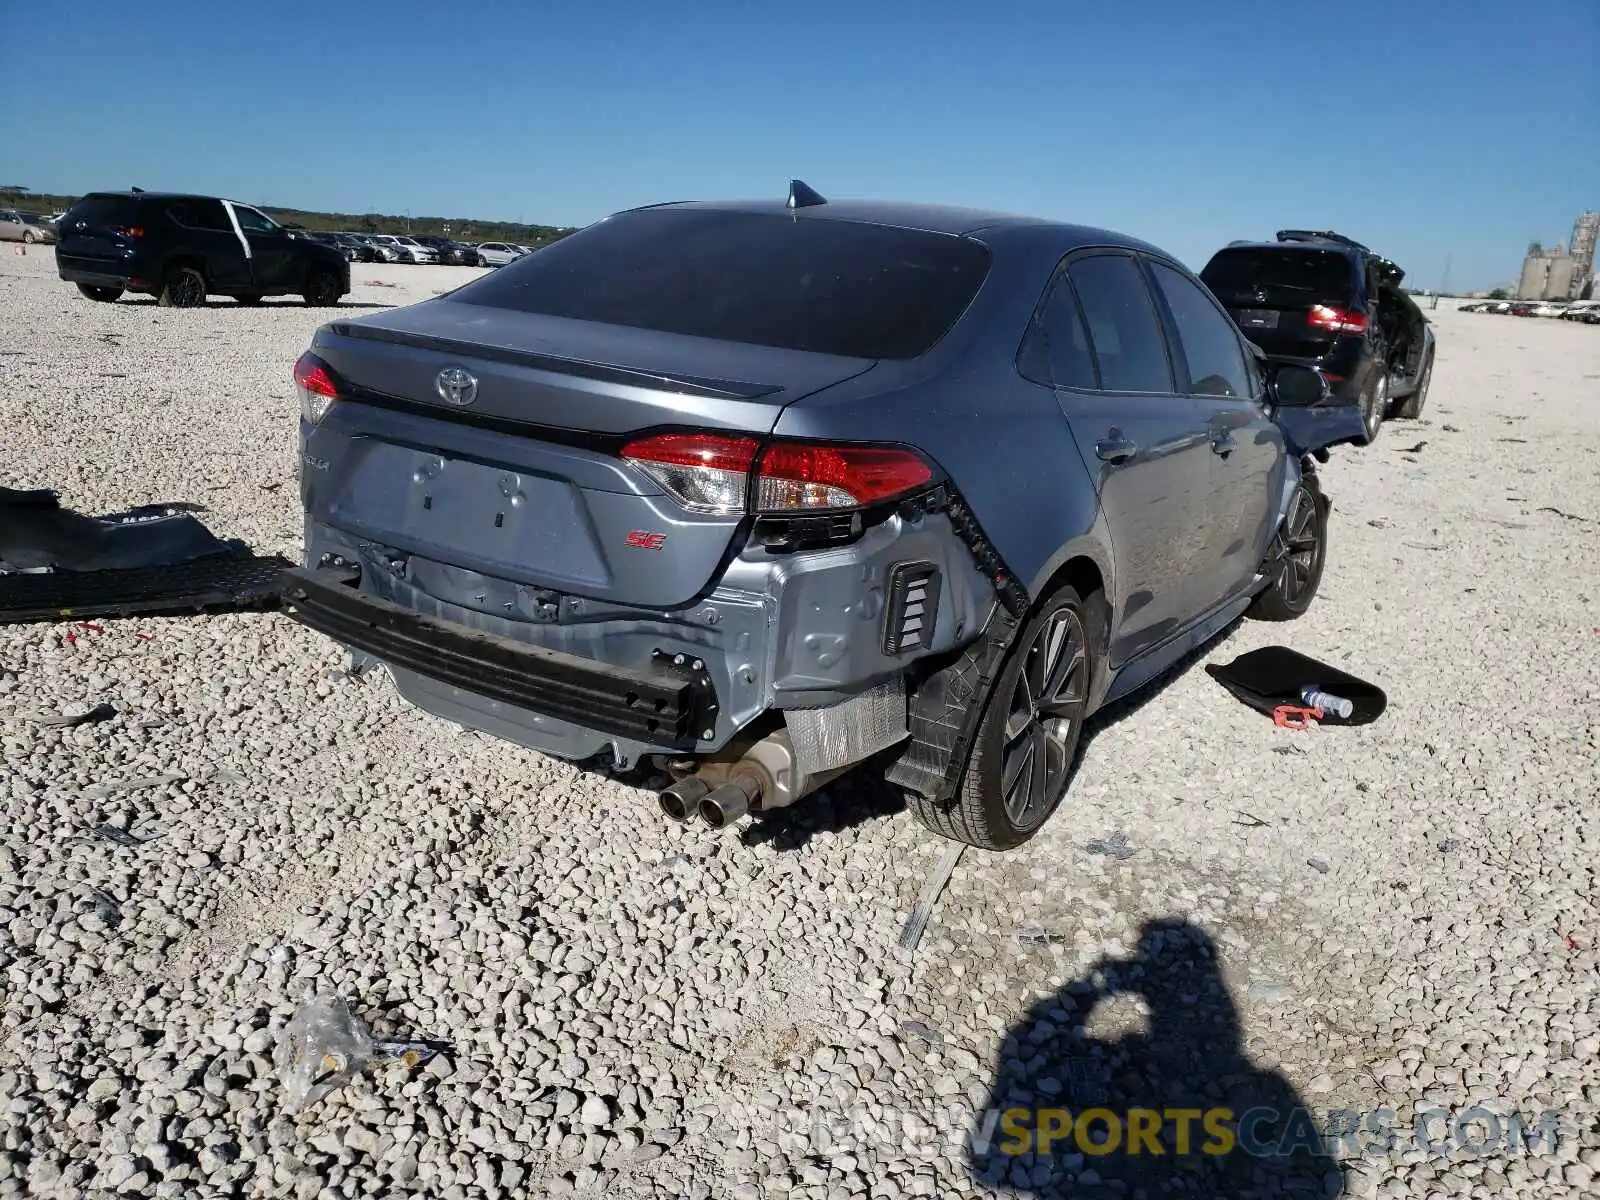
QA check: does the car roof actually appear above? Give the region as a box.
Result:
[82,191,232,203]
[619,197,1169,257]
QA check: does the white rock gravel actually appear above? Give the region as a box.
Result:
[2,249,1598,1199]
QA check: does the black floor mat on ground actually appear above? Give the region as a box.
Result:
[1205,646,1386,726]
[0,554,292,624]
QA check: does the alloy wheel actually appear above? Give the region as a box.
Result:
[1280,486,1321,606]
[1366,375,1388,439]
[169,269,205,307]
[1000,607,1089,830]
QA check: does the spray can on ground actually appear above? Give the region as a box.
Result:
[1300,686,1353,719]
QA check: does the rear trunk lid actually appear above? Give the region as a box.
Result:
[55,196,148,266]
[1200,246,1363,357]
[305,301,876,609]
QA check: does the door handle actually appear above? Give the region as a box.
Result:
[1095,438,1138,464]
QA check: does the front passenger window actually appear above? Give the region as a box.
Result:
[1149,262,1251,398]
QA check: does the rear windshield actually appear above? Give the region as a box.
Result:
[450,208,992,359]
[1201,248,1357,303]
[65,196,146,225]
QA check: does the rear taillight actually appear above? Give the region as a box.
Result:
[755,443,932,512]
[294,351,339,425]
[621,433,760,515]
[109,225,146,239]
[620,433,934,516]
[1307,304,1369,334]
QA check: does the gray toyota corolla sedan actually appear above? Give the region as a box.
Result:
[284,181,1361,850]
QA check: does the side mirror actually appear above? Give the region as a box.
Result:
[1268,363,1331,408]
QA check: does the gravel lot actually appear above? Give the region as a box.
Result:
[2,250,1597,1199]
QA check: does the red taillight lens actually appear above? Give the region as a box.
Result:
[1307,304,1368,334]
[621,434,935,515]
[109,225,146,239]
[756,443,932,512]
[621,433,759,514]
[294,351,339,424]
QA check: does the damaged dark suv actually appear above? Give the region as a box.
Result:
[1200,231,1436,444]
[284,183,1359,850]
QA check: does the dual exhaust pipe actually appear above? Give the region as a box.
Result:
[658,772,760,830]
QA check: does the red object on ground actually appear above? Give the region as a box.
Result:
[1272,703,1324,729]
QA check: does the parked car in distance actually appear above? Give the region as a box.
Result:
[1529,302,1566,318]
[54,191,350,307]
[1200,231,1435,436]
[285,183,1361,851]
[363,235,425,264]
[411,236,482,266]
[0,210,58,244]
[475,241,524,267]
[1560,300,1600,323]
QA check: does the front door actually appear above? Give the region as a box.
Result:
[1039,252,1216,666]
[227,202,299,293]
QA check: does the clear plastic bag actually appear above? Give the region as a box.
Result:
[274,992,436,1113]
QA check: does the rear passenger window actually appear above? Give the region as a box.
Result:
[1067,254,1174,393]
[1148,261,1251,398]
[167,200,229,232]
[1020,275,1097,389]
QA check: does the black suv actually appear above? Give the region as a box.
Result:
[1199,231,1434,443]
[55,191,350,308]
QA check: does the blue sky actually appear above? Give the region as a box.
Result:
[2,0,1595,290]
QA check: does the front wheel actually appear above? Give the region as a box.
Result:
[302,268,342,307]
[22,231,38,244]
[909,583,1098,851]
[1392,352,1432,420]
[1246,477,1327,622]
[76,284,124,303]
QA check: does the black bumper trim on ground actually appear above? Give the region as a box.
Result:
[280,567,710,747]
[0,555,293,624]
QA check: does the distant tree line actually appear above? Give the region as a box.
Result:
[0,186,579,247]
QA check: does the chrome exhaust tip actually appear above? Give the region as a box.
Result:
[658,776,711,823]
[697,779,757,829]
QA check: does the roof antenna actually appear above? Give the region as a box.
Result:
[787,179,827,210]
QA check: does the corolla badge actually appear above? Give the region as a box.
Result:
[434,365,478,407]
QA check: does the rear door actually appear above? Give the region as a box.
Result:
[1199,246,1362,358]
[1039,252,1214,666]
[166,198,251,289]
[1145,257,1286,611]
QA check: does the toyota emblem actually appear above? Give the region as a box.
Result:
[435,365,478,407]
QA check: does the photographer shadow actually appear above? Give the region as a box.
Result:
[969,917,1344,1198]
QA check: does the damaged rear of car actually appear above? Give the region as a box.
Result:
[288,188,1350,849]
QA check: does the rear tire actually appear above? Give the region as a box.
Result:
[1355,372,1387,445]
[908,583,1098,851]
[1392,351,1432,420]
[76,284,124,303]
[157,264,207,308]
[1246,477,1327,622]
[302,267,342,307]
[22,231,38,244]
